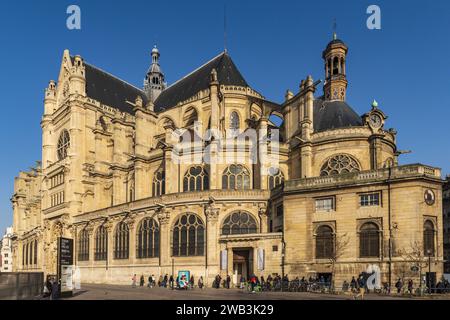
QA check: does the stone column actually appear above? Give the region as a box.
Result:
[86,224,95,267]
[258,204,269,234]
[259,117,269,190]
[157,207,171,269]
[125,214,137,262]
[104,219,115,276]
[205,203,220,279]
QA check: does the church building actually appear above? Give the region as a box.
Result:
[11,34,444,288]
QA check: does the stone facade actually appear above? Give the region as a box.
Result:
[10,36,444,288]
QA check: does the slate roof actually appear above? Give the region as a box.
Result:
[313,98,363,132]
[84,63,148,113]
[153,51,248,112]
[72,57,148,114]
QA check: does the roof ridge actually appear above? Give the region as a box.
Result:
[83,60,144,93]
[163,51,226,90]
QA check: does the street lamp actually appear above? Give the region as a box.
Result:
[427,249,432,294]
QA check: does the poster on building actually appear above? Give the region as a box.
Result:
[57,237,74,297]
[178,270,190,289]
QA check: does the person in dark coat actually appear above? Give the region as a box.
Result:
[51,280,59,300]
[226,275,231,289]
[350,276,357,292]
[395,278,403,294]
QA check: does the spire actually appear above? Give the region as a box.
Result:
[144,45,166,103]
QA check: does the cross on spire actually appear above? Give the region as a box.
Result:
[333,18,337,40]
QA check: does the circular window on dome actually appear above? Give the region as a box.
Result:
[320,154,361,176]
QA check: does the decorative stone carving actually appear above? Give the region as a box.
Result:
[205,206,220,222]
[258,203,268,217]
[156,206,170,225]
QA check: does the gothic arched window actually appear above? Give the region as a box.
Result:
[424,220,435,256]
[320,154,361,176]
[152,165,165,197]
[114,222,129,260]
[78,229,89,261]
[183,166,209,192]
[359,222,380,258]
[172,213,205,257]
[95,225,108,261]
[316,226,334,259]
[230,111,240,131]
[221,211,258,235]
[137,218,160,258]
[57,130,70,161]
[268,167,284,190]
[222,164,251,190]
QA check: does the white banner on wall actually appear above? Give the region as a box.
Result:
[257,248,265,271]
[221,250,228,270]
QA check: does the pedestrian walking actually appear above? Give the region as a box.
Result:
[226,275,231,289]
[190,275,195,289]
[198,276,204,289]
[395,278,403,294]
[350,276,357,293]
[148,275,153,288]
[132,274,137,288]
[51,279,59,300]
[408,279,414,295]
[354,276,366,300]
[140,275,145,287]
[170,275,175,289]
[250,274,257,293]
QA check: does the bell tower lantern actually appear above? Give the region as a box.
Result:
[144,45,166,103]
[322,33,348,101]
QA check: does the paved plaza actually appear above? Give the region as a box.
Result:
[62,284,450,300]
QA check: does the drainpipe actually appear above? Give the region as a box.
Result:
[387,167,393,291]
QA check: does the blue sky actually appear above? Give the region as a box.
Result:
[0,0,449,233]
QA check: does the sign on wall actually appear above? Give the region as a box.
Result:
[257,248,265,271]
[57,237,74,297]
[220,250,228,270]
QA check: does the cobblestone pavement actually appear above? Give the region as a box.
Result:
[65,284,432,300]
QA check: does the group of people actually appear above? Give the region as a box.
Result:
[212,274,232,289]
[392,277,450,295]
[131,274,204,290]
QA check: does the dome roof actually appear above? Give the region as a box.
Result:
[313,98,363,132]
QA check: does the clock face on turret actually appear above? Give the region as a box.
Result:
[369,114,382,128]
